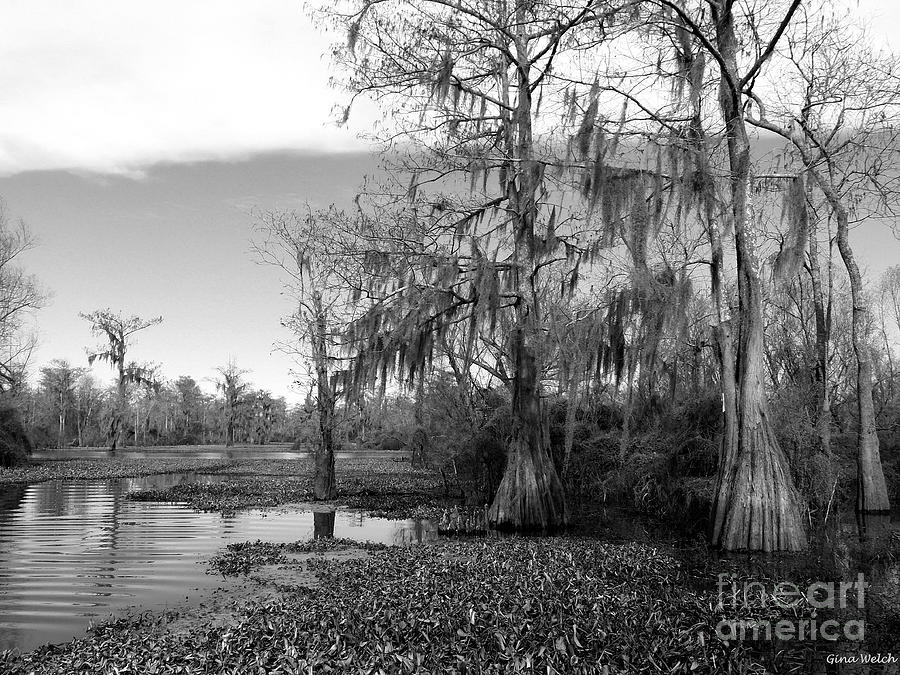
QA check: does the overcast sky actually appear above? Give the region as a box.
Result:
[1,1,900,402]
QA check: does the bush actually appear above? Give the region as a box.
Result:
[560,394,721,532]
[0,405,33,467]
[448,405,510,503]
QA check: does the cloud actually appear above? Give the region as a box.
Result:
[0,0,366,176]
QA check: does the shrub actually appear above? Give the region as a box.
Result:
[0,405,33,467]
[560,394,721,533]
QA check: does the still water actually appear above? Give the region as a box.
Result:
[30,445,407,462]
[0,472,434,653]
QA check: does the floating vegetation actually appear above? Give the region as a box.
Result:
[208,538,390,577]
[128,476,312,515]
[2,537,767,674]
[126,458,451,518]
[207,540,289,576]
[0,457,236,485]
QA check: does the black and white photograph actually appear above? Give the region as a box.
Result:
[0,0,898,672]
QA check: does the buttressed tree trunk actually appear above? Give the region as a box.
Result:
[489,328,567,530]
[709,3,806,551]
[487,20,566,530]
[312,296,337,500]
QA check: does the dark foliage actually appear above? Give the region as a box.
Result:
[0,405,33,467]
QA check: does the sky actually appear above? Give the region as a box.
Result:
[1,1,900,402]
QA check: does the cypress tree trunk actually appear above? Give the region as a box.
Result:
[225,413,234,447]
[410,370,429,468]
[312,295,337,500]
[834,209,891,513]
[110,365,126,451]
[709,3,807,551]
[487,18,566,530]
[489,329,567,530]
[687,64,739,547]
[707,219,739,545]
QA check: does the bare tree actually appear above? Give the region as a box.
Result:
[746,10,899,513]
[254,207,365,500]
[0,201,46,394]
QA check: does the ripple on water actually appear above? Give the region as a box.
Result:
[0,472,435,652]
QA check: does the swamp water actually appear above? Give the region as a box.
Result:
[0,471,435,652]
[2,449,898,659]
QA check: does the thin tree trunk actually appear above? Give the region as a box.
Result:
[312,296,337,500]
[833,209,891,512]
[796,159,892,513]
[225,395,234,447]
[687,61,739,548]
[110,365,126,451]
[561,362,578,478]
[411,371,429,469]
[58,389,65,448]
[807,201,833,462]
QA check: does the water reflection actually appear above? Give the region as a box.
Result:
[31,445,408,462]
[313,510,335,539]
[0,474,434,653]
[0,483,26,511]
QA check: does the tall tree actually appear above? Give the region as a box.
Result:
[323,0,642,530]
[73,372,102,447]
[643,0,808,550]
[0,201,45,394]
[39,360,84,448]
[215,359,249,447]
[254,208,363,500]
[173,376,205,443]
[327,0,816,544]
[80,310,163,450]
[131,363,161,446]
[746,11,898,513]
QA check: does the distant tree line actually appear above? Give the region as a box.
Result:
[12,359,297,449]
